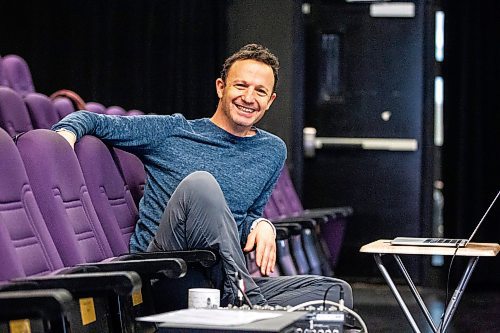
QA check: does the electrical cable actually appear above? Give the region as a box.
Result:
[230,271,253,309]
[437,242,460,333]
[322,283,344,311]
[287,299,368,333]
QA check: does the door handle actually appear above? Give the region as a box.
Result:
[303,127,418,157]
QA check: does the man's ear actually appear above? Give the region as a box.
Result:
[265,92,277,111]
[215,78,225,99]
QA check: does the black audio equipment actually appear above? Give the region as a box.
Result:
[157,305,350,333]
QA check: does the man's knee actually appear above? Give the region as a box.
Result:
[180,171,218,192]
[179,171,224,205]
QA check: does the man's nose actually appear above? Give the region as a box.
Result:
[241,88,255,103]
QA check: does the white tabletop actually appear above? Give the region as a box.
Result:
[360,239,500,257]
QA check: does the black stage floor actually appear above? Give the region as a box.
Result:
[351,282,500,333]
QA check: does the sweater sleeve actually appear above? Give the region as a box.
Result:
[240,142,286,245]
[52,111,177,155]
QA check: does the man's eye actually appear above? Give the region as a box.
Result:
[257,90,268,96]
[234,84,246,89]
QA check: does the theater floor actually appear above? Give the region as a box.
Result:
[351,282,500,332]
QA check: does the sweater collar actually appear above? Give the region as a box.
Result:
[203,118,260,141]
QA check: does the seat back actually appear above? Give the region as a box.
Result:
[24,93,60,129]
[1,131,146,333]
[276,238,298,276]
[0,87,33,136]
[0,215,26,281]
[0,128,64,279]
[0,56,9,86]
[16,129,114,267]
[75,135,138,255]
[127,109,145,116]
[272,166,304,216]
[1,55,35,96]
[106,105,127,116]
[85,102,106,114]
[114,149,146,208]
[262,195,282,220]
[52,97,75,120]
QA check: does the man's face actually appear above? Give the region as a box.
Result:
[215,59,276,136]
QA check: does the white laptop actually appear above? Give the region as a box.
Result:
[391,190,499,247]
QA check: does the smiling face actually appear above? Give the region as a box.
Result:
[211,59,277,137]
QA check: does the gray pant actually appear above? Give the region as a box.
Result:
[148,171,352,308]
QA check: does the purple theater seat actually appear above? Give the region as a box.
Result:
[0,127,156,332]
[75,135,138,255]
[271,166,304,216]
[24,93,60,129]
[114,148,146,208]
[16,129,114,266]
[106,105,127,116]
[261,200,298,276]
[16,129,189,268]
[0,213,74,331]
[0,86,34,136]
[0,215,26,281]
[0,128,66,278]
[52,97,75,120]
[265,186,316,275]
[1,54,35,96]
[85,101,106,114]
[263,194,282,220]
[271,166,350,271]
[15,129,220,313]
[127,109,145,116]
[0,56,9,86]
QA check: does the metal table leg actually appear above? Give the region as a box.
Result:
[439,256,479,332]
[393,254,438,332]
[374,253,480,333]
[373,254,422,333]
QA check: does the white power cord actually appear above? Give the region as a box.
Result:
[287,299,368,333]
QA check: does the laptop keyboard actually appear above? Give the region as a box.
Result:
[424,238,461,244]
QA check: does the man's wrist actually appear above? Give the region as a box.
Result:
[250,218,276,236]
[55,128,77,139]
[54,128,77,148]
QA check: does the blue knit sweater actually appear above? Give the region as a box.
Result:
[52,111,287,252]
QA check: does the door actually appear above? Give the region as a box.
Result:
[302,1,432,279]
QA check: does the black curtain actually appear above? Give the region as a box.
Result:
[442,1,499,287]
[0,0,227,118]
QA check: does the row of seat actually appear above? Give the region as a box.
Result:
[0,54,145,128]
[0,126,220,332]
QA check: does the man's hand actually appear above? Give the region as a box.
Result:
[243,221,276,276]
[55,129,77,149]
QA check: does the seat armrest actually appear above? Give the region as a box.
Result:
[269,222,303,235]
[0,289,73,321]
[275,226,290,241]
[303,206,353,219]
[75,258,187,279]
[119,249,218,268]
[271,217,317,229]
[9,271,141,296]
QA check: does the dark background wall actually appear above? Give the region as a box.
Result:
[0,0,226,119]
[226,0,304,169]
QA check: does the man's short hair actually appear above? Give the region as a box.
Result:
[220,44,280,92]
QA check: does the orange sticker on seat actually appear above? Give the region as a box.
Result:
[79,297,97,325]
[9,319,31,333]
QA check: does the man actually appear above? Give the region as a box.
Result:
[53,44,352,308]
